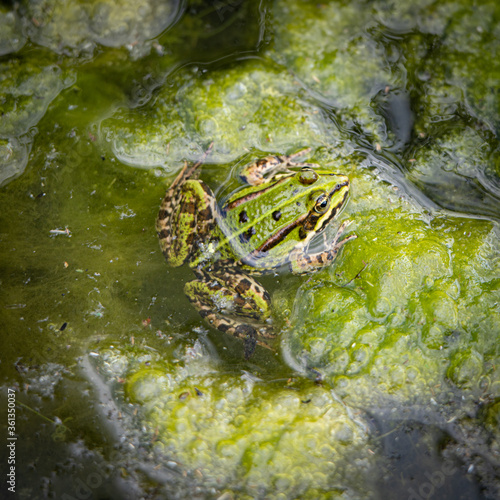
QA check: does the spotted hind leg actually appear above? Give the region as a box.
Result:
[156,177,216,267]
[184,267,275,358]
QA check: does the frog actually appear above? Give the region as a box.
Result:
[156,145,356,358]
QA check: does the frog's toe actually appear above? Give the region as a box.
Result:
[235,324,257,359]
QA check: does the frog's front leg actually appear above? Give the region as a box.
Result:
[289,220,357,274]
[240,148,316,185]
[184,265,275,358]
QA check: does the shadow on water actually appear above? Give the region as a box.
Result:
[362,390,500,500]
[371,414,487,500]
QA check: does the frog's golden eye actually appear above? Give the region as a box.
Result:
[314,193,330,214]
[298,168,318,185]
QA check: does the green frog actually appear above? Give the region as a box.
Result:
[156,145,356,358]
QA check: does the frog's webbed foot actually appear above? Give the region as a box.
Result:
[185,266,275,358]
[290,220,357,274]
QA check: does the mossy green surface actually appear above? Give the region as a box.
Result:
[285,213,499,401]
[19,0,181,58]
[97,344,376,499]
[0,0,499,498]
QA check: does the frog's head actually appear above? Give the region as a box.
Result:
[294,167,350,241]
[251,167,351,255]
[223,165,351,261]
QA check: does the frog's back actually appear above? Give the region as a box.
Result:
[218,183,311,272]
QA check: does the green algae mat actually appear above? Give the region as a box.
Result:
[1,1,499,499]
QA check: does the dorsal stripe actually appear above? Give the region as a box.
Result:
[225,176,290,210]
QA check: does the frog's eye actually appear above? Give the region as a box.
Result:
[314,193,330,214]
[298,168,318,185]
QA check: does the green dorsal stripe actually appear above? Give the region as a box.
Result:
[225,176,289,209]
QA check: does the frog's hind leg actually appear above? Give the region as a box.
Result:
[185,267,275,358]
[156,143,215,266]
[156,178,216,267]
